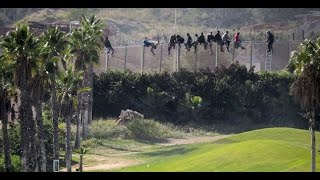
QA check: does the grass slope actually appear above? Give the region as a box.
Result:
[116,127,320,172]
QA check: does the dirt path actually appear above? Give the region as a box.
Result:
[158,135,230,146]
[61,135,230,172]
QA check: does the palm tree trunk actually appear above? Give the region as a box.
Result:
[75,112,81,149]
[35,101,47,172]
[311,110,316,172]
[65,114,72,172]
[51,89,60,161]
[79,154,83,172]
[1,97,12,172]
[88,63,93,125]
[19,88,31,172]
[82,67,90,139]
[29,106,38,172]
[75,82,83,148]
[82,108,89,139]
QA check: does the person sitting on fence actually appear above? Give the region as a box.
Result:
[207,32,215,54]
[198,32,208,50]
[176,35,185,48]
[234,32,246,50]
[191,34,200,52]
[266,30,274,53]
[104,36,114,55]
[215,30,224,52]
[168,34,177,55]
[222,31,231,52]
[185,33,193,51]
[143,37,159,55]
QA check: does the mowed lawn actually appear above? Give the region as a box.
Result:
[116,128,320,172]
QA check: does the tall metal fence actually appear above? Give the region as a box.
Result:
[94,41,302,75]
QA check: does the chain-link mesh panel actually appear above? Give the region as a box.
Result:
[94,41,303,75]
[126,45,143,73]
[108,46,125,72]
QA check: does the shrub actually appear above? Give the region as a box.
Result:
[0,154,21,172]
[126,119,173,141]
[0,128,2,154]
[89,119,130,139]
[8,123,21,155]
[81,138,102,148]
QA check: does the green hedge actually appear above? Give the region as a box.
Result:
[93,63,306,128]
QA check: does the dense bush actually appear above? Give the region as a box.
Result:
[126,119,173,141]
[0,154,21,172]
[88,119,130,139]
[93,63,307,129]
[8,123,21,156]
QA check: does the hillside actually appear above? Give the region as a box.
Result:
[1,8,320,44]
[116,128,320,172]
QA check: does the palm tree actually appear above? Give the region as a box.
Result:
[286,37,320,172]
[39,26,69,166]
[56,63,85,172]
[69,14,104,145]
[78,147,87,172]
[0,53,15,172]
[0,24,40,172]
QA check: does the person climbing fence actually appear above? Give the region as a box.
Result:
[234,32,246,50]
[266,31,274,53]
[168,34,176,55]
[207,32,215,54]
[176,35,184,48]
[215,30,224,52]
[143,37,159,55]
[104,36,114,55]
[185,33,193,51]
[198,32,208,50]
[222,31,231,52]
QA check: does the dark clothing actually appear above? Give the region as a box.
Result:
[267,33,274,43]
[214,33,222,42]
[104,38,114,55]
[187,36,192,44]
[267,33,274,52]
[177,37,184,44]
[168,35,177,54]
[144,40,152,47]
[199,34,206,44]
[185,36,193,51]
[207,34,215,43]
[169,35,176,45]
[267,42,273,53]
[104,39,112,48]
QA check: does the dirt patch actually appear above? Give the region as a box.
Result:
[60,154,141,172]
[60,135,230,172]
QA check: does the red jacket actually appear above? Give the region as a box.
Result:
[235,34,239,42]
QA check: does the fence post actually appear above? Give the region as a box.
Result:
[288,41,290,61]
[250,41,254,69]
[302,30,305,40]
[215,42,218,67]
[105,48,109,72]
[124,44,127,70]
[159,44,163,73]
[173,47,176,72]
[232,42,235,62]
[194,48,198,72]
[177,47,180,72]
[141,45,145,74]
[292,33,295,41]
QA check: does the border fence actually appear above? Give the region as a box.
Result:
[94,40,302,75]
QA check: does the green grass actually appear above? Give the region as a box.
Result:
[116,127,320,172]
